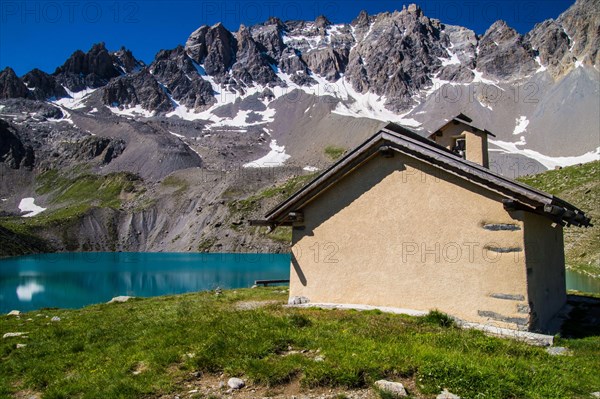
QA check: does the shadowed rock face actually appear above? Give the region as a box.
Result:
[149,46,216,111]
[63,136,126,165]
[102,69,173,113]
[231,25,280,87]
[113,47,145,74]
[22,69,68,101]
[185,23,237,77]
[53,43,124,91]
[476,21,538,79]
[0,67,29,99]
[0,119,34,169]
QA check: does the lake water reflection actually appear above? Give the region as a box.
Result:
[0,252,291,312]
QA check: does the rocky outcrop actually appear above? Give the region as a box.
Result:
[527,20,572,76]
[525,0,600,77]
[476,21,537,79]
[0,67,29,99]
[54,43,122,91]
[0,119,34,169]
[231,25,279,87]
[22,69,68,100]
[251,17,287,60]
[102,69,174,112]
[112,46,145,74]
[150,46,215,110]
[557,0,600,67]
[65,136,126,165]
[185,23,237,77]
[345,5,447,110]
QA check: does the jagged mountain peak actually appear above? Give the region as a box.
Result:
[1,0,598,121]
[53,42,123,91]
[351,10,370,27]
[0,67,28,99]
[315,15,332,29]
[22,68,68,100]
[402,3,423,17]
[264,16,285,28]
[112,46,144,74]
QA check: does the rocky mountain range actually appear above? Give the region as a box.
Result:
[0,0,598,256]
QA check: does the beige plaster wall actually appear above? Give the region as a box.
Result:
[523,212,567,331]
[290,153,532,330]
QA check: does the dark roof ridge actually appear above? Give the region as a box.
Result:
[262,124,591,227]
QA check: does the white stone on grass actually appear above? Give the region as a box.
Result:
[108,296,134,303]
[437,389,461,399]
[374,380,408,397]
[3,332,28,339]
[51,316,61,322]
[546,346,569,356]
[7,310,20,316]
[227,377,245,390]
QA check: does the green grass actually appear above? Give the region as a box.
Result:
[518,161,600,277]
[259,226,293,243]
[227,174,316,246]
[161,175,190,195]
[0,171,144,256]
[0,225,51,257]
[0,289,598,398]
[324,146,346,160]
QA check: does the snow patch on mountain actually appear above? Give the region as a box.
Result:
[107,104,155,118]
[440,44,461,66]
[243,140,290,168]
[513,116,530,135]
[53,87,96,109]
[534,56,548,73]
[490,140,600,169]
[169,131,185,139]
[333,78,420,126]
[18,198,46,217]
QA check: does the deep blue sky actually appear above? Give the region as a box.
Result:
[1,0,576,76]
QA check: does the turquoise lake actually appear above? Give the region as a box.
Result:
[0,252,598,312]
[0,253,290,313]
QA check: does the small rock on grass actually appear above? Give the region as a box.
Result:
[108,296,134,304]
[591,393,600,398]
[51,316,61,322]
[227,377,245,389]
[16,343,27,349]
[437,389,461,399]
[7,310,20,316]
[374,380,408,397]
[546,346,569,356]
